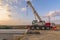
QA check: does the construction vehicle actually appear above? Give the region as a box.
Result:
[26,1,56,30]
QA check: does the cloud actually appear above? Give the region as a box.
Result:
[47,10,60,17]
[25,0,32,1]
[0,0,12,21]
[0,0,26,17]
[5,0,18,4]
[0,0,31,25]
[21,7,27,12]
[0,0,21,20]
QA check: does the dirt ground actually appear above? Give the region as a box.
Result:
[22,30,60,40]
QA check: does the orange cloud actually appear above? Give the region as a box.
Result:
[0,3,11,21]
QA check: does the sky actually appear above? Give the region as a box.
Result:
[0,0,60,25]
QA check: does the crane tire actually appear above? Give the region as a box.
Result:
[45,26,50,30]
[41,26,45,30]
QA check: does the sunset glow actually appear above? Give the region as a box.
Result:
[0,6,10,20]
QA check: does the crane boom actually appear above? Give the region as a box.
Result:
[27,1,42,21]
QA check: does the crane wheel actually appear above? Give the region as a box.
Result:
[30,26,35,30]
[45,26,50,30]
[30,26,40,30]
[41,26,45,30]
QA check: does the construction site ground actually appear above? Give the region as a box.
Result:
[20,30,60,40]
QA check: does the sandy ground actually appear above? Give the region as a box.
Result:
[22,30,60,40]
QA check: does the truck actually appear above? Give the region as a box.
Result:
[26,1,56,30]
